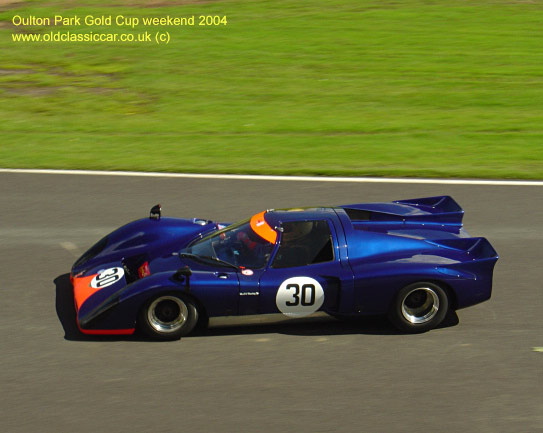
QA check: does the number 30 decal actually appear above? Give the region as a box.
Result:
[90,267,124,289]
[276,277,324,317]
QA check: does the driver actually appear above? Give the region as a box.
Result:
[237,230,258,250]
[234,228,273,268]
[281,221,313,243]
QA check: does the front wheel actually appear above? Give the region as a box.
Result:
[388,282,449,333]
[138,293,199,341]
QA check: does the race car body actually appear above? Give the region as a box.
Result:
[70,196,498,339]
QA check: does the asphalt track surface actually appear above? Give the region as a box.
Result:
[1,172,541,433]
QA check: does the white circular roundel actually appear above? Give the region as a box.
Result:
[276,276,324,317]
[90,267,125,289]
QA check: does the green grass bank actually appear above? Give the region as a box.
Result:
[1,0,542,179]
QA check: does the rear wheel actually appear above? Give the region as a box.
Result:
[388,282,448,333]
[139,293,198,340]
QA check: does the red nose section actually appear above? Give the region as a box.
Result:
[72,274,99,311]
[71,273,135,336]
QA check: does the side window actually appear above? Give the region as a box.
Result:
[271,220,334,269]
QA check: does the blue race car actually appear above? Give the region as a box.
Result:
[70,196,498,340]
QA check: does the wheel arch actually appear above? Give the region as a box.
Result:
[387,279,451,332]
[133,286,208,329]
[386,277,458,313]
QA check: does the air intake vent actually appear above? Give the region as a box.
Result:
[343,208,371,221]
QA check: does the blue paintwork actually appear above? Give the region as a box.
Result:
[71,217,217,276]
[71,196,498,332]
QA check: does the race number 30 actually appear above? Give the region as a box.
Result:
[276,276,324,317]
[90,267,124,289]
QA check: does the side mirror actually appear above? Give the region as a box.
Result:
[175,265,192,278]
[174,266,192,290]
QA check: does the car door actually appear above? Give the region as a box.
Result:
[257,219,352,317]
[181,262,241,317]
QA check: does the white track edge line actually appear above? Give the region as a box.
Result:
[0,168,542,186]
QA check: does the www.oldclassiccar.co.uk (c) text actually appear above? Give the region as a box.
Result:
[12,30,172,44]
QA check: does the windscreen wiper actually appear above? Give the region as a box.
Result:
[179,253,239,270]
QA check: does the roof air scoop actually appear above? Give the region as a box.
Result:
[150,204,161,220]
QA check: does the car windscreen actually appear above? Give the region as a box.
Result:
[183,219,275,269]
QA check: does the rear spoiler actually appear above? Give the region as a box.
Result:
[427,237,499,261]
[340,195,464,227]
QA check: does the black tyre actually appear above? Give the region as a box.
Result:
[388,282,449,333]
[138,293,199,341]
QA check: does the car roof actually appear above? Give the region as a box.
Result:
[263,207,337,227]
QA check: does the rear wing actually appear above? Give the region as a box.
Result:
[427,237,499,261]
[340,195,464,227]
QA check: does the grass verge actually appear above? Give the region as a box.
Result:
[1,0,542,179]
